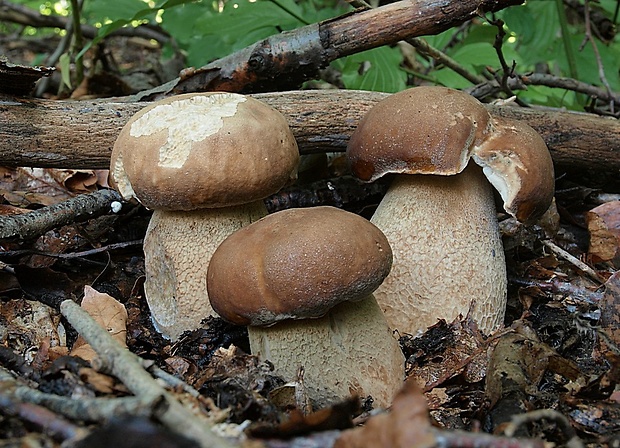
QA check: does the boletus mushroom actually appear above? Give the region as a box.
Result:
[346,86,554,335]
[207,206,405,408]
[110,92,299,340]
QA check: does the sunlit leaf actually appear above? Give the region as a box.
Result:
[339,46,407,93]
[58,52,72,89]
[77,0,196,60]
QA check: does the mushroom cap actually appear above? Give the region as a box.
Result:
[110,92,299,210]
[207,206,393,326]
[347,86,492,181]
[473,116,555,223]
[346,86,554,222]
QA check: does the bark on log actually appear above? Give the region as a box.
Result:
[140,0,524,98]
[1,90,619,173]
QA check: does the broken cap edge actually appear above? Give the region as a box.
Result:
[472,116,555,224]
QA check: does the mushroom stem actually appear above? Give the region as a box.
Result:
[371,164,507,336]
[144,201,267,340]
[248,295,404,409]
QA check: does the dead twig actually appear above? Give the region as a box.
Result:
[0,239,143,260]
[344,0,486,86]
[2,91,620,173]
[541,239,606,284]
[59,299,236,448]
[583,0,616,114]
[469,72,620,105]
[0,389,87,442]
[134,0,523,98]
[0,367,152,422]
[0,188,122,241]
[508,276,603,305]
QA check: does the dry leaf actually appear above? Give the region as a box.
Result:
[249,398,358,439]
[485,324,581,409]
[403,318,488,390]
[334,380,435,448]
[70,285,128,363]
[587,201,620,264]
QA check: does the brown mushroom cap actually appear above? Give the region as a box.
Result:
[110,92,299,210]
[473,116,555,223]
[347,86,492,182]
[347,86,555,222]
[207,206,393,326]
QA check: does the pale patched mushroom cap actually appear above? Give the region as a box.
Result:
[108,92,299,341]
[347,86,554,223]
[207,206,393,326]
[110,92,299,211]
[207,206,404,408]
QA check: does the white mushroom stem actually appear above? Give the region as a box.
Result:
[144,201,267,340]
[371,164,507,336]
[248,295,405,409]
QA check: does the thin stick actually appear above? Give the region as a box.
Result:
[59,299,236,448]
[0,189,122,241]
[541,239,605,283]
[0,367,152,422]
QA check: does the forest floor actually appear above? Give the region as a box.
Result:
[0,35,619,448]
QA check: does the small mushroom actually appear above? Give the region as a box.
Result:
[207,206,405,408]
[346,86,554,335]
[110,92,299,340]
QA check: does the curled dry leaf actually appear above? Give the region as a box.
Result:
[586,201,620,264]
[70,285,128,363]
[403,318,489,391]
[334,380,435,448]
[484,322,583,433]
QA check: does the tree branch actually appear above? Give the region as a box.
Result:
[135,0,524,99]
[0,189,121,241]
[1,90,618,173]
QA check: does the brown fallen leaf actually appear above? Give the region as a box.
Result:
[70,285,128,363]
[586,201,620,265]
[334,379,436,448]
[402,317,489,391]
[484,322,582,434]
[48,169,109,193]
[249,397,359,439]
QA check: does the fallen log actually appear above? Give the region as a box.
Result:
[1,90,619,173]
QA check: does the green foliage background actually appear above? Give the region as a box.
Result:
[5,0,620,109]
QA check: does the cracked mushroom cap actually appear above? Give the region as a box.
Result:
[206,206,393,326]
[347,86,554,223]
[110,92,299,210]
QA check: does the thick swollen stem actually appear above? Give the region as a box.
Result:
[371,165,507,336]
[248,295,405,409]
[143,201,266,340]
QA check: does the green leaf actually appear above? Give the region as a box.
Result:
[449,42,499,69]
[58,52,72,89]
[160,2,215,43]
[198,0,302,39]
[430,68,472,89]
[83,0,149,23]
[338,46,407,93]
[500,1,559,63]
[77,0,196,60]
